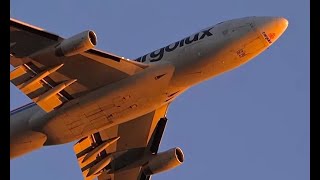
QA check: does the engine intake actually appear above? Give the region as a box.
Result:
[144,147,184,175]
[55,30,97,57]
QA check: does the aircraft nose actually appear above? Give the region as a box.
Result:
[254,17,288,44]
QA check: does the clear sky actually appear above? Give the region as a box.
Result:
[10,0,309,180]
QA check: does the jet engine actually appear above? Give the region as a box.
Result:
[55,30,97,57]
[144,147,184,175]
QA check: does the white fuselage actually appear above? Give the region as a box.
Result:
[10,16,288,158]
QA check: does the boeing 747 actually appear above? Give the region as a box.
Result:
[10,16,288,180]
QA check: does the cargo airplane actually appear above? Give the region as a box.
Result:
[10,16,288,180]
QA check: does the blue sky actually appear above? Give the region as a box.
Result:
[10,0,309,180]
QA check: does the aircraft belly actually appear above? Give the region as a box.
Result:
[42,63,175,145]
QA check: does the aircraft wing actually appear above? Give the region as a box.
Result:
[73,104,170,180]
[10,18,148,112]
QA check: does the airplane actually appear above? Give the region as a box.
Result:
[10,16,288,180]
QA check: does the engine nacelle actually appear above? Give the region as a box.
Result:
[144,147,184,175]
[55,30,97,57]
